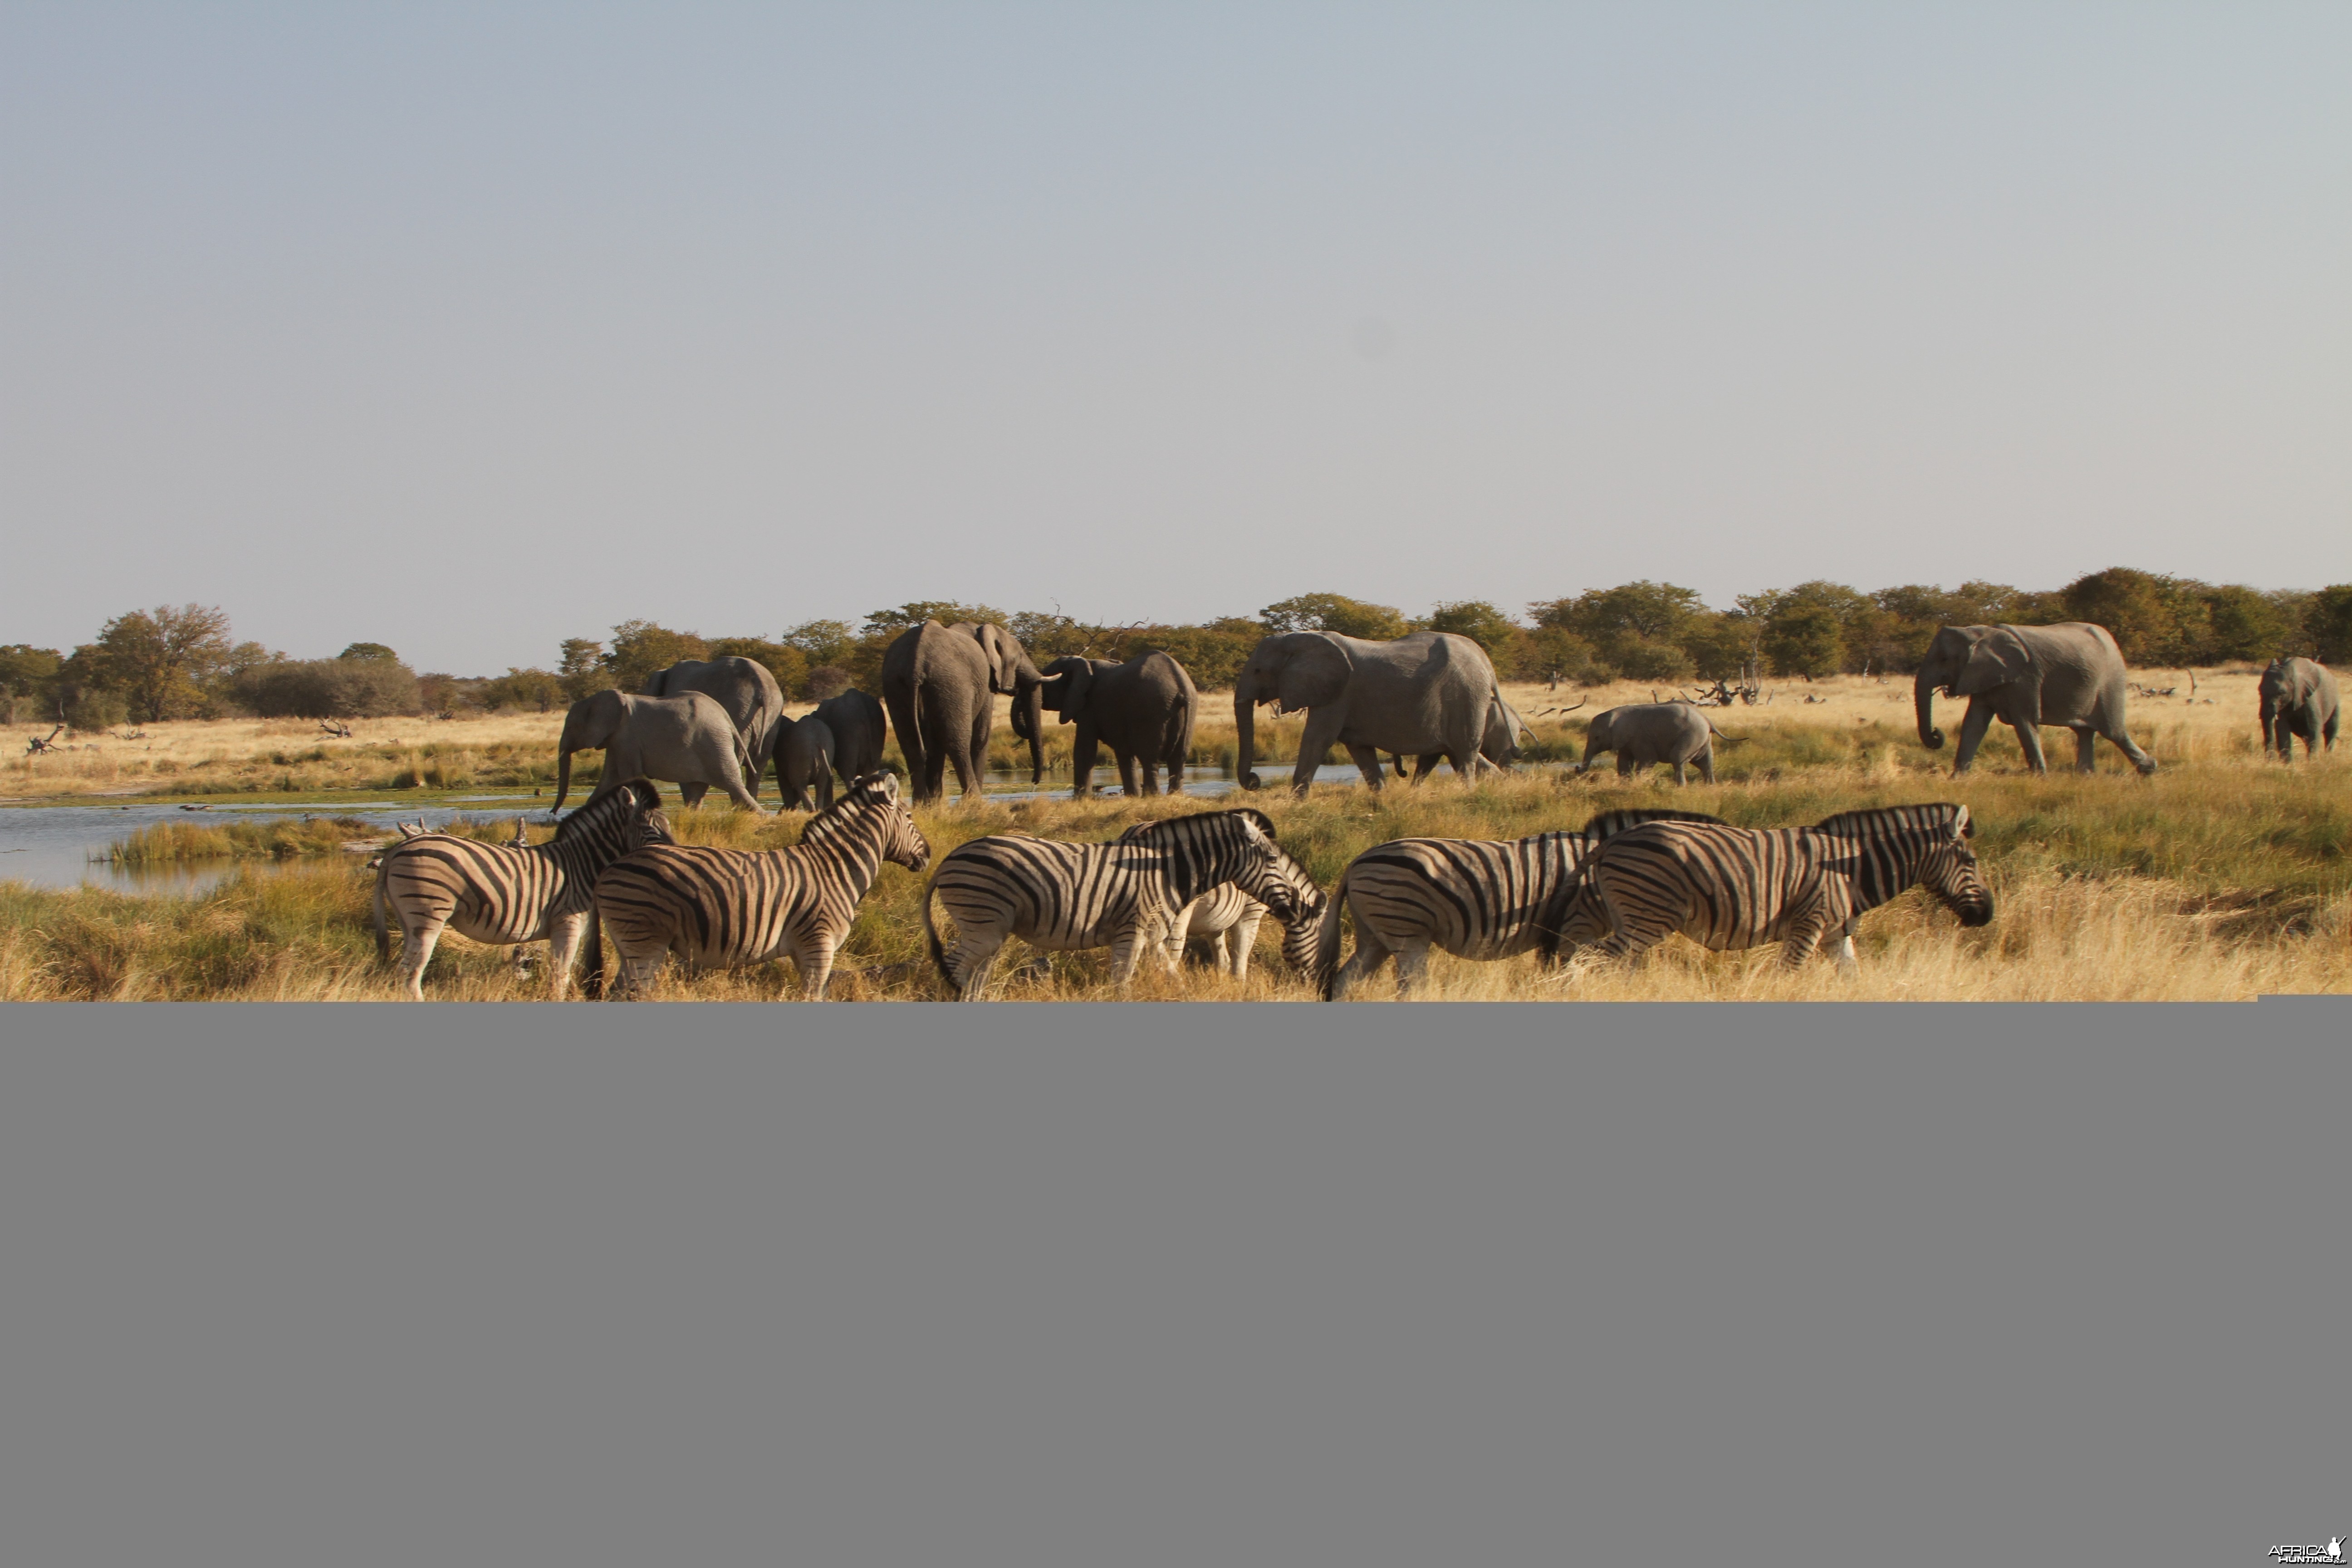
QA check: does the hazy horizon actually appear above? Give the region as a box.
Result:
[6,4,2347,672]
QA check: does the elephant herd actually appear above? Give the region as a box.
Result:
[545,618,2338,817]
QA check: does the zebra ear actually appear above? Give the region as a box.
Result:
[1231,808,1278,839]
[1953,804,1973,838]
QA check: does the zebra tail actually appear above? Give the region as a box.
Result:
[921,872,952,992]
[581,895,606,1000]
[371,854,392,962]
[1313,869,1350,1000]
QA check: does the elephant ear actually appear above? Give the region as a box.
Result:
[1953,629,2034,696]
[573,689,628,747]
[1062,661,1097,720]
[1276,636,1351,712]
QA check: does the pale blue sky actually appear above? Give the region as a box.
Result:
[4,3,2346,672]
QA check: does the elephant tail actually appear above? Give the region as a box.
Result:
[1165,688,1196,773]
[921,872,954,993]
[1312,870,1350,1000]
[1704,720,1750,745]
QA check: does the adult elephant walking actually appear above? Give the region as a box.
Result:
[1915,623,2156,776]
[2258,657,2339,761]
[642,656,787,795]
[882,621,1047,803]
[1038,649,1198,796]
[1235,630,1501,795]
[553,690,767,813]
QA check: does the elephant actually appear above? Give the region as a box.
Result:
[642,656,786,795]
[2258,657,2339,761]
[777,716,837,810]
[1234,630,1503,795]
[553,689,767,813]
[1574,702,1730,785]
[1914,622,2156,776]
[812,690,887,784]
[1392,692,1536,781]
[1037,649,1198,797]
[881,621,1047,803]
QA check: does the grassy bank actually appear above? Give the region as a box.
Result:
[3,719,2345,998]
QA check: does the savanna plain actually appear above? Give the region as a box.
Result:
[2,672,2344,1002]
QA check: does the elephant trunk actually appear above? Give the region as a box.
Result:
[1914,669,1945,750]
[1018,681,1045,784]
[1234,675,1262,791]
[553,747,575,813]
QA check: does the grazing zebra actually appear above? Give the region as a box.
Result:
[1544,803,1993,972]
[1111,822,1318,981]
[1312,808,1725,999]
[373,779,671,1000]
[924,809,1323,1000]
[591,772,930,1000]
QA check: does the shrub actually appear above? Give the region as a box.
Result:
[243,658,423,719]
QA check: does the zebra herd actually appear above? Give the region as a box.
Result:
[371,778,1995,1000]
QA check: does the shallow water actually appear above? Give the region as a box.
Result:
[0,764,1391,894]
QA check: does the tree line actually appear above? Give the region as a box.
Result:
[7,569,2349,728]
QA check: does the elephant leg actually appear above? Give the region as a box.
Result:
[1137,752,1161,797]
[544,910,591,1000]
[720,770,766,813]
[2103,724,2157,775]
[1292,710,1348,794]
[1674,759,1688,785]
[1698,746,1715,784]
[1617,754,1637,778]
[679,782,710,808]
[1117,750,1143,797]
[1392,939,1433,998]
[1347,743,1387,789]
[2323,708,2338,752]
[1950,697,1999,774]
[2009,718,2049,775]
[2072,726,2098,772]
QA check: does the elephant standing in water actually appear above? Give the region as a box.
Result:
[1914,623,2156,776]
[2259,657,2339,761]
[1037,649,1198,796]
[881,621,1046,803]
[1234,630,1503,795]
[553,690,766,813]
[642,656,787,795]
[1574,702,1730,784]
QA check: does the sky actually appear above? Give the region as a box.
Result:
[4,3,2347,674]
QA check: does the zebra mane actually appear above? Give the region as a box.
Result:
[552,778,660,843]
[799,774,897,847]
[1581,808,1726,842]
[1810,802,1967,838]
[1122,808,1277,842]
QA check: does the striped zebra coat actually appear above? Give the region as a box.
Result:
[372,779,671,1000]
[1312,809,1725,999]
[1547,803,1994,971]
[591,773,930,999]
[1115,822,1319,982]
[924,809,1323,1000]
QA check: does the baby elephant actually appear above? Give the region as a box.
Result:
[777,715,838,810]
[1574,702,1730,785]
[2258,657,2338,762]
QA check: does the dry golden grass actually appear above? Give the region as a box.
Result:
[2,691,2344,1000]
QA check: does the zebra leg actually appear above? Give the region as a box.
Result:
[946,932,1007,1001]
[1208,931,1231,975]
[399,919,445,1000]
[794,937,840,1000]
[1330,901,1395,1000]
[1229,907,1264,982]
[1835,925,1859,976]
[1392,939,1434,998]
[544,910,591,1000]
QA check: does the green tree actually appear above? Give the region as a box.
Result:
[558,637,608,701]
[481,667,566,712]
[1529,582,1706,645]
[2060,569,2175,664]
[1426,600,1520,661]
[1137,618,1266,691]
[338,642,401,663]
[1761,603,1844,678]
[2197,585,2293,663]
[0,645,63,723]
[1681,611,1760,681]
[780,619,857,669]
[86,604,234,722]
[859,603,1006,639]
[2308,585,2352,665]
[1259,593,1408,640]
[601,621,709,694]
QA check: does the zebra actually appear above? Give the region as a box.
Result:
[1112,822,1320,982]
[373,778,671,1000]
[924,808,1324,1000]
[591,772,930,1000]
[1543,802,1993,973]
[1311,808,1726,999]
